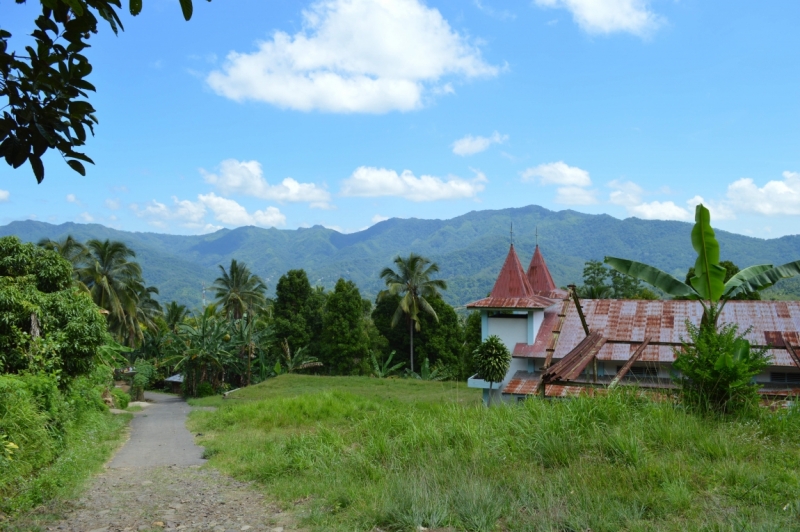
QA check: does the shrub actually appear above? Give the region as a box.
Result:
[673,318,769,414]
[473,335,511,406]
[111,388,130,409]
[130,358,156,401]
[196,381,215,398]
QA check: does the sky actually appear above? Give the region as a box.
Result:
[1,0,799,238]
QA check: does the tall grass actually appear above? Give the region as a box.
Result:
[190,376,800,531]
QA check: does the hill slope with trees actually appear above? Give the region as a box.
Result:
[3,205,800,306]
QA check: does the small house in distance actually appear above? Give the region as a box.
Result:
[467,242,800,403]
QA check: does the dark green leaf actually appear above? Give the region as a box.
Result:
[29,155,44,183]
[179,0,194,20]
[67,160,86,176]
[130,0,143,16]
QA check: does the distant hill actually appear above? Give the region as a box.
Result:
[3,205,800,308]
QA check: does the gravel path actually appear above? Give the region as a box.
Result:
[46,392,294,532]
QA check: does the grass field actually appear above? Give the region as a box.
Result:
[189,375,800,531]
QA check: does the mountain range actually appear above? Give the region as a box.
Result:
[3,205,800,308]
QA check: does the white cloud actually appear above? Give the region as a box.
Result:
[452,131,508,156]
[685,195,735,221]
[78,212,94,222]
[134,193,286,230]
[66,194,78,203]
[726,171,800,216]
[341,166,486,201]
[521,161,591,187]
[473,0,515,20]
[628,201,691,221]
[105,199,121,210]
[372,214,389,223]
[533,0,663,36]
[202,159,331,207]
[555,186,597,205]
[197,193,286,227]
[608,179,643,207]
[0,190,8,202]
[206,0,498,113]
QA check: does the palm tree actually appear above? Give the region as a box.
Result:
[379,253,447,373]
[78,239,144,344]
[212,259,267,320]
[164,301,190,333]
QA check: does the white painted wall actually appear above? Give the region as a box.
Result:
[488,316,527,351]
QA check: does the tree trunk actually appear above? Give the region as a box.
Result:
[410,320,415,373]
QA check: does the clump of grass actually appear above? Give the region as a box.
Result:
[189,375,800,531]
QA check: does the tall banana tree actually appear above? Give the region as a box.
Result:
[379,253,447,373]
[605,204,800,327]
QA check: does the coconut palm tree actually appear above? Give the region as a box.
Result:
[164,301,190,333]
[379,253,447,373]
[79,239,145,343]
[212,259,267,320]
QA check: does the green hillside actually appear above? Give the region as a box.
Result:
[3,205,799,307]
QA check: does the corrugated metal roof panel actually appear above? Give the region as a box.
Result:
[490,244,534,299]
[548,300,800,366]
[468,295,557,309]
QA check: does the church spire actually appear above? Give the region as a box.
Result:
[527,244,557,294]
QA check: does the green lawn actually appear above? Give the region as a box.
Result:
[188,375,800,531]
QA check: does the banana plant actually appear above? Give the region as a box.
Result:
[370,350,405,378]
[605,204,800,327]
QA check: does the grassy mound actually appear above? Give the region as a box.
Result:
[189,375,800,531]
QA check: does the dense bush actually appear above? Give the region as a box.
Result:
[673,318,769,414]
[111,388,130,409]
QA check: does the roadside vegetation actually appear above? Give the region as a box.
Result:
[189,374,800,531]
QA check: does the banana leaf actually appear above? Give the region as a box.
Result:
[726,260,800,298]
[689,204,726,301]
[604,257,696,298]
[722,264,773,297]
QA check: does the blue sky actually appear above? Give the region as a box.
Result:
[1,0,799,237]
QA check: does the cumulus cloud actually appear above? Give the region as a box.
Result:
[202,159,331,207]
[341,166,486,201]
[627,201,691,221]
[608,179,643,207]
[66,194,78,203]
[372,214,389,223]
[197,193,286,227]
[452,131,508,156]
[555,186,597,205]
[105,199,121,210]
[78,212,94,222]
[533,0,663,36]
[685,195,735,221]
[0,190,8,202]
[206,0,498,113]
[521,161,592,187]
[726,171,800,216]
[133,194,285,230]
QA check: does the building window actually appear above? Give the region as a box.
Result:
[770,372,800,384]
[616,366,659,379]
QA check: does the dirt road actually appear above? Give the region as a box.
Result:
[47,392,293,532]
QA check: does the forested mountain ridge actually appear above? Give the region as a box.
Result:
[3,205,800,307]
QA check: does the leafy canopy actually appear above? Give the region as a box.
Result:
[1,0,209,182]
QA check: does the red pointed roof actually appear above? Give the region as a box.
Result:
[528,245,556,292]
[467,244,556,309]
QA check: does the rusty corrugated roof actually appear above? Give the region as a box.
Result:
[467,244,558,309]
[527,245,556,293]
[518,299,800,367]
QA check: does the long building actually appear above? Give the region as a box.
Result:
[466,243,800,403]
